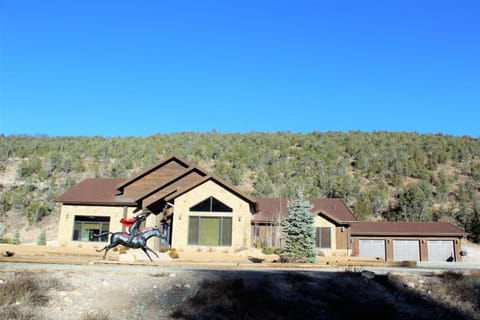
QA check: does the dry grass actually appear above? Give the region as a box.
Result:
[1,268,478,320]
[429,271,480,316]
[171,271,480,320]
[82,310,112,320]
[0,271,62,320]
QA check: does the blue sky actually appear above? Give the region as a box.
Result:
[0,0,479,137]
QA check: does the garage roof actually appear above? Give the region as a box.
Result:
[351,221,468,236]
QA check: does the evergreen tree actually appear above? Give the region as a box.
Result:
[467,203,480,243]
[37,230,47,246]
[13,230,20,245]
[280,192,316,263]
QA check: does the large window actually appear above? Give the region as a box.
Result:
[190,196,233,212]
[73,216,110,242]
[316,227,331,249]
[188,216,232,246]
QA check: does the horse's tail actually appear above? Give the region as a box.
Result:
[92,231,112,238]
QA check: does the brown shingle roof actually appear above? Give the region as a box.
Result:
[134,167,207,202]
[350,221,467,236]
[55,178,136,206]
[310,198,358,223]
[55,156,257,211]
[116,156,193,191]
[252,198,356,224]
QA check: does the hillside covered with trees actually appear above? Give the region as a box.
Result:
[0,131,479,243]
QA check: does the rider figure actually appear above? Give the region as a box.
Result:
[120,211,147,245]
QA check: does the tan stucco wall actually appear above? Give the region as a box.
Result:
[57,204,137,249]
[313,215,347,256]
[170,180,252,252]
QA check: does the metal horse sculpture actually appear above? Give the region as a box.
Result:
[94,227,167,261]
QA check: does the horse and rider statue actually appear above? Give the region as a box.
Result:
[94,210,168,261]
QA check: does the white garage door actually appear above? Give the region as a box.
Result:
[428,240,454,262]
[393,240,420,261]
[359,240,385,260]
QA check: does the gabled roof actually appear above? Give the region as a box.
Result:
[116,156,194,191]
[252,198,356,224]
[55,178,136,206]
[310,198,358,223]
[350,221,467,236]
[168,174,257,208]
[56,156,257,211]
[134,167,207,202]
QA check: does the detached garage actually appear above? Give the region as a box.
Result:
[351,221,467,262]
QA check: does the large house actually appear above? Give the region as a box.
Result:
[56,156,467,262]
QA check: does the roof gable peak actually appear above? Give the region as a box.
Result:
[116,155,206,191]
[134,166,208,201]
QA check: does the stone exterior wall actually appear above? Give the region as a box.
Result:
[57,204,136,249]
[171,180,252,252]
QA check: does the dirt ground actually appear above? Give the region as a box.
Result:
[2,261,479,320]
[1,242,480,320]
[0,264,207,320]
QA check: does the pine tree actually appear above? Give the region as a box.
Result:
[280,192,316,263]
[37,230,47,246]
[13,230,20,245]
[467,203,480,243]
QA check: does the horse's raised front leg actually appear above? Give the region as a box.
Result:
[141,246,153,261]
[145,245,159,258]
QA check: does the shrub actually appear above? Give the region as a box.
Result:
[262,247,278,255]
[169,249,179,259]
[82,310,112,320]
[14,230,20,244]
[24,200,51,224]
[0,271,60,319]
[0,237,15,244]
[158,246,170,253]
[37,230,47,245]
[17,157,43,178]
